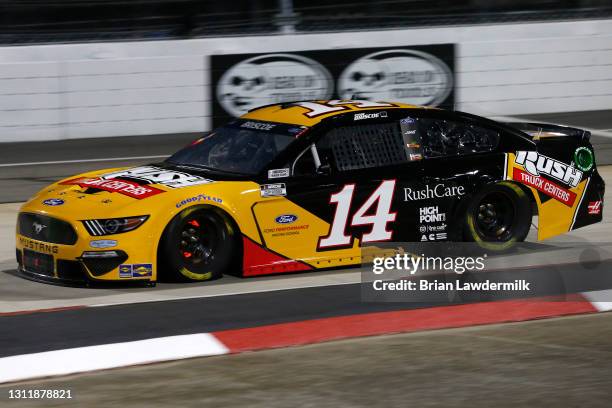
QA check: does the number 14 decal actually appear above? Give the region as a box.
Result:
[318,180,397,249]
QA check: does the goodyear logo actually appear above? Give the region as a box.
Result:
[176,194,222,208]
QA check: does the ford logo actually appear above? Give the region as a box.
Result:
[43,198,64,206]
[275,214,298,224]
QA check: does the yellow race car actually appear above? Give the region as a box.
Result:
[16,100,604,285]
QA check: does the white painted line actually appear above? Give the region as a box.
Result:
[581,289,612,312]
[0,155,167,168]
[0,333,229,384]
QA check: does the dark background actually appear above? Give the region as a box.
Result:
[1,0,611,45]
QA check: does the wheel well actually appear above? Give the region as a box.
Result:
[156,205,243,280]
[501,180,539,216]
[451,179,535,241]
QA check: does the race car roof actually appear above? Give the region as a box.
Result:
[241,100,432,127]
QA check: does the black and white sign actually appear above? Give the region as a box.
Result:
[211,44,455,127]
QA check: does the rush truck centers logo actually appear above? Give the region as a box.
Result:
[515,151,583,188]
[512,168,577,206]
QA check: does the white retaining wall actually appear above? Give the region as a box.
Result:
[1,18,612,142]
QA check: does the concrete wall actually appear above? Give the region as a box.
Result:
[1,18,612,142]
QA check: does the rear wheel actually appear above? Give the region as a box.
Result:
[159,207,237,282]
[464,182,531,249]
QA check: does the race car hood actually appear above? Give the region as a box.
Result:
[19,164,253,220]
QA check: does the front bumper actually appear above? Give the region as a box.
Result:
[15,211,158,285]
[17,247,89,285]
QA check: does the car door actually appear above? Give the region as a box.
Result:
[253,115,425,266]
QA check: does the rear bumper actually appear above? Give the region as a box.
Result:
[571,169,605,231]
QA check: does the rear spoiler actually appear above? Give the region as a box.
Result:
[504,122,591,142]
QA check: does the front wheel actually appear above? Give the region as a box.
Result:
[464,182,532,249]
[159,207,237,282]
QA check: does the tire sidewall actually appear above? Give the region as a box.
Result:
[464,182,531,249]
[160,206,236,282]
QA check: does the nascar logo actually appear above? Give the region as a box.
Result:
[515,151,583,188]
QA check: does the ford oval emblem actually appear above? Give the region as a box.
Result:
[275,214,298,224]
[43,198,64,206]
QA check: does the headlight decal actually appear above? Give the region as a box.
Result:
[83,220,106,236]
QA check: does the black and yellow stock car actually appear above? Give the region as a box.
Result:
[16,100,604,284]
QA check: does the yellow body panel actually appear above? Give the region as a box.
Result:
[505,153,589,240]
[252,197,362,268]
[16,167,267,281]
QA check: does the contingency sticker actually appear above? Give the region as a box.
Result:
[260,183,287,197]
[131,264,153,277]
[268,168,290,179]
[119,263,153,278]
[119,264,132,278]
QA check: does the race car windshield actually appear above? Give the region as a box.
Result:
[166,120,306,175]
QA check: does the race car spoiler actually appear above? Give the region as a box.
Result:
[505,122,591,142]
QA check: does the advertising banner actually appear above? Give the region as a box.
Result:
[210,44,455,127]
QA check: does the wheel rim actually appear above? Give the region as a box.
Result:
[474,192,515,241]
[179,216,218,266]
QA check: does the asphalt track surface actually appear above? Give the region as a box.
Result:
[2,313,612,408]
[1,110,612,404]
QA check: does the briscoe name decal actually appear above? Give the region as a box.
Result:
[354,111,387,121]
[241,121,276,131]
[404,184,465,201]
[515,151,583,188]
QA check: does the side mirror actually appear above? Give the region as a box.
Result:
[316,164,332,176]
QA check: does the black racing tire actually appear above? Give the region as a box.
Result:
[159,206,237,282]
[463,182,532,250]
